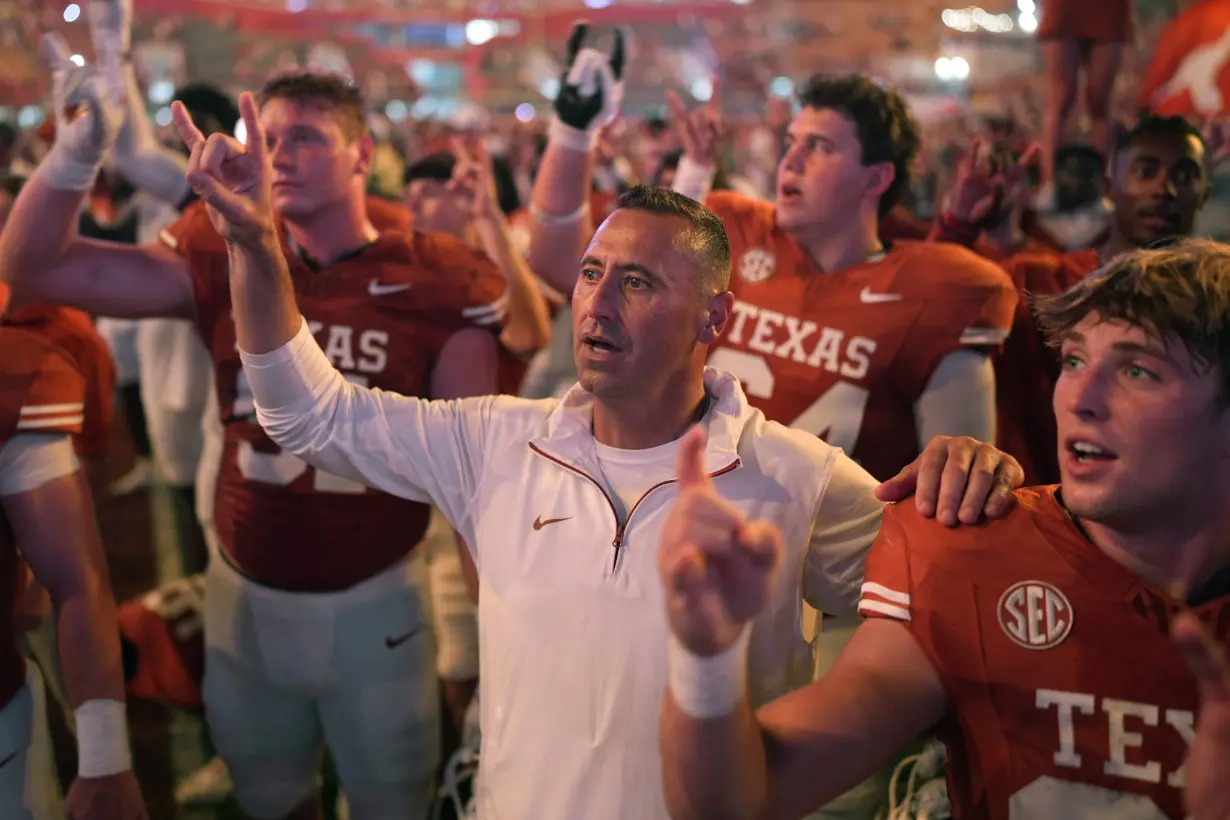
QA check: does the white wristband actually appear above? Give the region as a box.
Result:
[667,627,751,719]
[75,699,132,778]
[36,145,103,192]
[672,156,716,203]
[548,117,600,153]
[529,201,589,227]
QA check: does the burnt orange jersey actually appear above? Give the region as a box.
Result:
[704,191,1017,481]
[367,195,411,232]
[996,249,1100,485]
[3,303,115,457]
[859,487,1224,820]
[0,329,85,709]
[160,203,507,592]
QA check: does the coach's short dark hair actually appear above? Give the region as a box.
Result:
[1114,114,1206,163]
[614,186,731,293]
[797,74,920,217]
[257,71,367,140]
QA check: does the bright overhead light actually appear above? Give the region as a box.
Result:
[935,56,970,81]
[154,107,173,127]
[943,6,1016,34]
[690,78,713,102]
[385,100,408,122]
[769,76,794,98]
[538,78,560,100]
[63,3,81,22]
[234,118,247,145]
[465,19,498,46]
[515,103,536,122]
[148,80,175,105]
[1019,11,1037,32]
[17,106,45,129]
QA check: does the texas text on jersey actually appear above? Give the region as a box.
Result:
[703,191,1017,481]
[858,487,1227,820]
[0,329,85,709]
[159,202,507,592]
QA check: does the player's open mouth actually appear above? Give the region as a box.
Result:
[1066,439,1117,462]
[780,184,802,200]
[581,334,621,353]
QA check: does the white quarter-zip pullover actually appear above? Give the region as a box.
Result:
[241,318,885,820]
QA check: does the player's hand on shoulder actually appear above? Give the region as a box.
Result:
[64,770,147,820]
[171,92,274,246]
[659,426,781,656]
[876,436,1022,527]
[1172,611,1230,820]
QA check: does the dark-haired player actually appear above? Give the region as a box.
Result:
[940,114,1212,485]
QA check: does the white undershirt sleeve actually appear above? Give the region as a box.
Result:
[0,434,80,497]
[671,156,716,203]
[914,349,997,445]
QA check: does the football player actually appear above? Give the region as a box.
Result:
[657,237,1230,820]
[0,325,145,819]
[667,73,1016,483]
[939,115,1211,484]
[0,176,115,494]
[0,50,506,820]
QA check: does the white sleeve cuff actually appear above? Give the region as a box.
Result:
[672,156,716,203]
[239,318,337,412]
[0,435,80,497]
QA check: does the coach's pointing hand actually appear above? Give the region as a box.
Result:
[172,91,274,245]
[659,426,782,657]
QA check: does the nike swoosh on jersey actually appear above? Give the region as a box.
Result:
[369,281,412,297]
[533,515,572,531]
[859,286,903,304]
[385,627,422,649]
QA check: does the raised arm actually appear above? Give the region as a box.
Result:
[525,22,624,295]
[87,0,193,208]
[449,138,552,356]
[3,435,146,817]
[667,78,723,203]
[662,618,948,820]
[656,431,946,820]
[0,39,194,319]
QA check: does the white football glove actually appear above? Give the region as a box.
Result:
[37,33,123,191]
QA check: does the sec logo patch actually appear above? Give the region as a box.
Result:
[738,247,776,283]
[997,581,1073,650]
